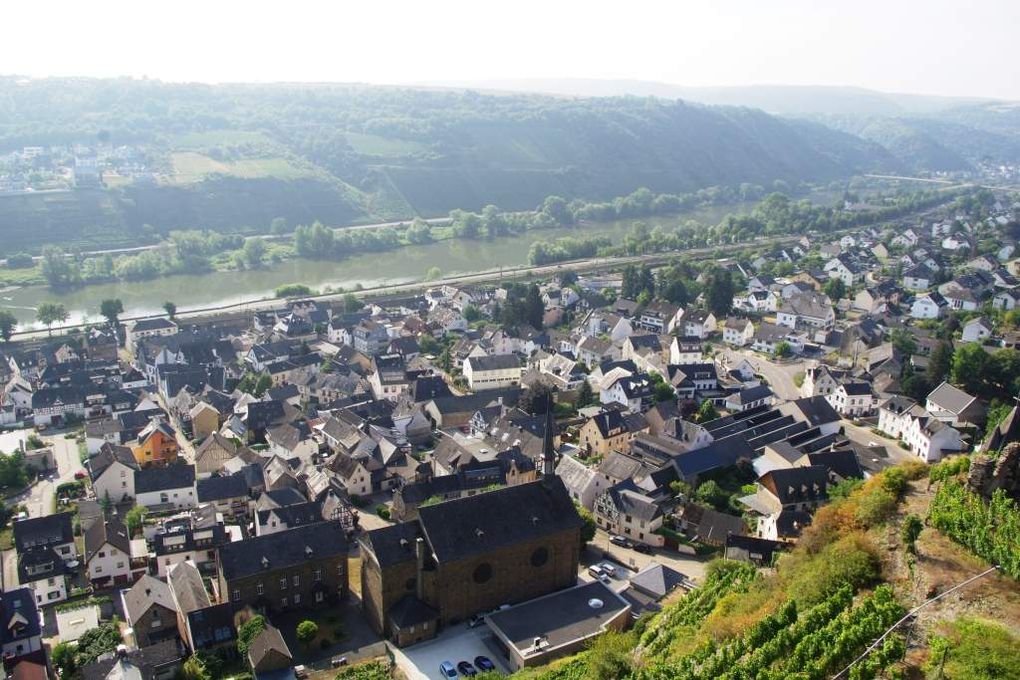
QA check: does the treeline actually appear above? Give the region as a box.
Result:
[39,230,249,287]
[528,235,611,265]
[293,221,404,259]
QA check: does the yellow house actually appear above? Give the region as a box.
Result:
[578,408,649,458]
[132,419,180,467]
[189,401,221,442]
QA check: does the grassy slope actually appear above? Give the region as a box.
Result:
[513,464,1020,679]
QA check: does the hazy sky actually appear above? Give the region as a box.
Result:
[4,0,1017,99]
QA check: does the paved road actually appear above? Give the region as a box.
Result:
[719,348,805,402]
[840,419,919,467]
[584,529,708,584]
[11,434,82,519]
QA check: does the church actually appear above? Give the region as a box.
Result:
[359,409,583,645]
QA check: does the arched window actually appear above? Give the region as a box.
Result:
[473,562,493,584]
[530,546,549,567]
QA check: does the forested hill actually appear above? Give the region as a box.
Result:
[0,77,898,250]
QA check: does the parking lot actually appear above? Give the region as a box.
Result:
[390,623,512,680]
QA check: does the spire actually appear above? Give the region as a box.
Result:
[542,395,556,478]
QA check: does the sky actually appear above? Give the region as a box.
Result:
[3,0,1017,100]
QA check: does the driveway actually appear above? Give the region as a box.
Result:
[719,348,804,402]
[840,419,919,468]
[12,434,82,519]
[584,530,708,584]
[390,624,511,680]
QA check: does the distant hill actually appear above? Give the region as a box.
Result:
[0,77,905,250]
[432,79,1020,172]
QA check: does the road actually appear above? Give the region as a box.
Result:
[11,434,82,519]
[840,419,919,467]
[584,529,708,584]
[719,348,805,402]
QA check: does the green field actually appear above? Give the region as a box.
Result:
[168,152,315,184]
[345,132,429,157]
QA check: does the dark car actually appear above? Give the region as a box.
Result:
[633,543,652,554]
[457,661,477,677]
[439,661,458,678]
[474,656,496,672]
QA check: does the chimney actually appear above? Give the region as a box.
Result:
[415,537,425,600]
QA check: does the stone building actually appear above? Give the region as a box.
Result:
[359,410,582,646]
[216,521,347,614]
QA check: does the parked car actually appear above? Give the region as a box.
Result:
[599,562,617,577]
[74,470,87,480]
[587,565,606,578]
[633,543,652,554]
[439,661,458,679]
[610,534,631,548]
[457,661,478,677]
[597,573,612,585]
[293,666,308,679]
[474,656,496,672]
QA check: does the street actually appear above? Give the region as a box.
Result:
[10,433,83,519]
[583,529,708,584]
[719,348,805,401]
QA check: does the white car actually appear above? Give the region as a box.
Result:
[598,562,617,578]
[587,565,605,578]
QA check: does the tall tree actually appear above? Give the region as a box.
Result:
[704,268,735,316]
[99,298,124,326]
[926,340,953,385]
[951,343,991,395]
[163,301,177,319]
[36,302,68,335]
[524,284,545,329]
[0,311,16,342]
[242,238,267,268]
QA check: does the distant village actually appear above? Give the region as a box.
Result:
[0,144,152,194]
[0,192,1019,680]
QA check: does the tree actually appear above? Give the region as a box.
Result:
[463,304,481,322]
[890,328,917,357]
[237,615,267,656]
[524,284,545,329]
[163,301,177,319]
[927,340,953,385]
[649,372,675,403]
[99,298,124,326]
[181,655,212,680]
[774,341,793,358]
[40,245,79,288]
[901,514,923,554]
[576,380,595,407]
[74,621,122,667]
[425,266,443,281]
[696,400,719,423]
[0,311,16,342]
[243,238,267,268]
[343,293,362,313]
[704,268,735,316]
[585,630,634,680]
[36,302,69,335]
[951,342,991,395]
[296,620,319,646]
[823,277,846,302]
[558,269,578,287]
[52,642,76,678]
[125,505,146,535]
[695,480,728,511]
[575,502,596,548]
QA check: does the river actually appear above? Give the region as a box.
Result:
[0,200,769,329]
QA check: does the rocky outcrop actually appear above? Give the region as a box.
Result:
[967,442,1020,501]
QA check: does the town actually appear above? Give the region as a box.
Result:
[0,187,1018,680]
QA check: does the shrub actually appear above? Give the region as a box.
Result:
[375,504,390,520]
[237,615,267,656]
[296,619,319,645]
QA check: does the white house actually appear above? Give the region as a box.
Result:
[555,454,609,510]
[902,413,963,463]
[669,336,703,364]
[126,318,177,350]
[993,288,1020,311]
[463,354,521,390]
[902,263,934,292]
[776,293,834,330]
[0,589,44,659]
[825,382,875,418]
[910,292,947,320]
[88,443,140,502]
[134,465,197,511]
[682,310,717,340]
[84,516,144,587]
[961,317,993,343]
[799,365,844,398]
[722,318,754,347]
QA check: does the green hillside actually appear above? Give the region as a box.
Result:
[0,77,901,251]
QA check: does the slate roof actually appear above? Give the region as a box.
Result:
[416,478,582,564]
[196,473,250,503]
[84,515,131,562]
[628,563,685,599]
[124,574,176,624]
[135,464,196,494]
[926,381,978,415]
[12,512,73,551]
[218,521,348,581]
[80,640,184,680]
[89,443,140,481]
[761,465,829,505]
[0,588,41,647]
[467,354,520,372]
[360,521,424,568]
[247,624,292,669]
[168,561,211,613]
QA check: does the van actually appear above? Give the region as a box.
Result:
[587,565,605,578]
